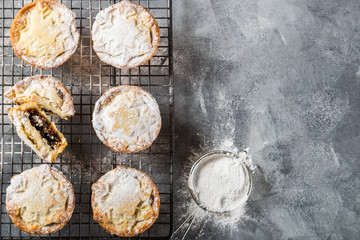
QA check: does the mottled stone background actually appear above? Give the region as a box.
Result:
[173,0,360,239]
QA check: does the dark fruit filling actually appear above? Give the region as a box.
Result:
[149,193,154,205]
[27,108,61,148]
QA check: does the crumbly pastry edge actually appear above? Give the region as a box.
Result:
[92,85,162,153]
[7,102,68,163]
[4,75,75,119]
[6,164,75,235]
[91,165,160,237]
[9,0,80,69]
[91,0,160,69]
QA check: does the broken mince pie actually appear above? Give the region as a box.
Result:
[8,102,67,163]
[5,75,75,119]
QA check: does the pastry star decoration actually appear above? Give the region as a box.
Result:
[19,3,64,58]
[20,175,64,225]
[108,102,139,136]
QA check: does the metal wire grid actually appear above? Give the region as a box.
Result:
[0,0,173,239]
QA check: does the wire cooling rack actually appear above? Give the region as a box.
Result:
[0,0,173,239]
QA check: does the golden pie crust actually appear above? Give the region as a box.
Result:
[5,75,75,119]
[92,0,160,68]
[92,85,162,153]
[8,102,67,163]
[6,164,75,235]
[10,0,79,69]
[91,165,160,237]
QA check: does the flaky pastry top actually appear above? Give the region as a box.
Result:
[92,85,161,153]
[92,0,159,68]
[5,75,75,119]
[6,165,74,235]
[10,0,79,68]
[91,166,160,237]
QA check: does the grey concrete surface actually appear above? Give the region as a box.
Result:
[173,0,360,239]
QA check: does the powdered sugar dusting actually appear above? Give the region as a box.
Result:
[174,140,255,238]
[5,164,75,235]
[104,172,141,215]
[4,75,75,119]
[92,85,161,153]
[190,153,251,212]
[91,166,160,236]
[11,0,79,69]
[92,0,159,68]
